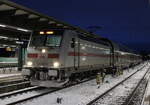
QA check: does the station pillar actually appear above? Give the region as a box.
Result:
[18,45,26,71]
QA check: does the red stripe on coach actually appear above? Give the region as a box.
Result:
[48,54,59,58]
[68,52,109,57]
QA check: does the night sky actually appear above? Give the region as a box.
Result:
[11,0,150,54]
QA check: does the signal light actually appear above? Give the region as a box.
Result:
[39,31,44,35]
[46,31,54,34]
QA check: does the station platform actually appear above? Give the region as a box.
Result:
[0,73,23,83]
[0,67,20,74]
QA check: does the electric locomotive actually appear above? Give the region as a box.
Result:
[22,29,141,87]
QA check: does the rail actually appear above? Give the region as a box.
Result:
[87,63,148,105]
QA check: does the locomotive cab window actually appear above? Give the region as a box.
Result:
[30,35,62,47]
[31,35,46,46]
[30,30,64,47]
[46,35,62,47]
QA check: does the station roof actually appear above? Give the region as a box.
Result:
[0,0,100,44]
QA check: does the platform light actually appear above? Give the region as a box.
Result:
[0,36,8,39]
[16,41,24,44]
[0,24,6,27]
[46,31,54,34]
[17,28,29,32]
[3,44,8,47]
[39,31,44,35]
[0,24,31,33]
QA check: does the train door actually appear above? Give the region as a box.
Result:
[71,36,80,70]
[76,36,80,69]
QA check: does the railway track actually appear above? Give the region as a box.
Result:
[122,72,149,105]
[0,74,23,83]
[0,79,24,86]
[0,86,42,99]
[87,62,150,105]
[0,81,30,94]
[1,63,147,105]
[1,75,96,105]
[0,86,50,105]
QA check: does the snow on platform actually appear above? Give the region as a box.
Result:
[0,73,23,83]
[0,73,22,79]
[17,62,149,105]
[0,67,19,74]
[0,87,51,105]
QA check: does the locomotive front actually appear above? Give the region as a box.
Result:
[22,29,66,87]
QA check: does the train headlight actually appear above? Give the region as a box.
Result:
[27,61,33,66]
[53,62,60,68]
[42,49,46,53]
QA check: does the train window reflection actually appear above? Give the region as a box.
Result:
[31,36,46,46]
[46,35,62,47]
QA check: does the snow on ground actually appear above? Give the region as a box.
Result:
[0,86,39,97]
[93,64,150,105]
[141,67,150,105]
[0,88,51,105]
[14,62,149,105]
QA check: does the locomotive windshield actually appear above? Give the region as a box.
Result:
[30,30,64,47]
[46,35,61,46]
[30,35,45,46]
[30,35,62,47]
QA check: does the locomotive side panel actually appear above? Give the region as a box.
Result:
[59,30,76,68]
[78,38,110,69]
[64,33,111,72]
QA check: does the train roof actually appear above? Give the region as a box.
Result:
[113,42,140,55]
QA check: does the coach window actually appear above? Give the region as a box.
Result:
[0,47,17,57]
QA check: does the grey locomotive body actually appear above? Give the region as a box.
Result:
[22,29,141,87]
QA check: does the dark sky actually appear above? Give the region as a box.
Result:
[11,0,150,53]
